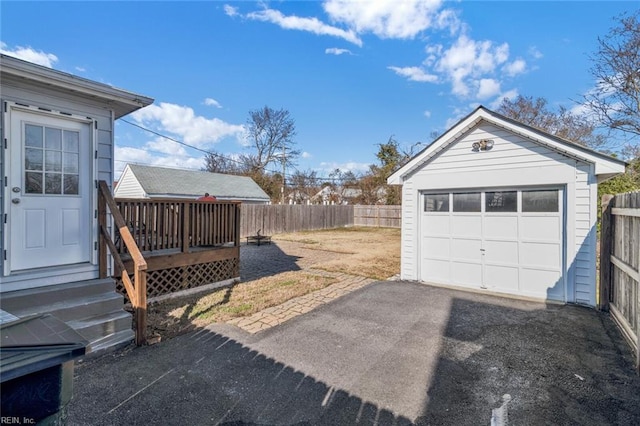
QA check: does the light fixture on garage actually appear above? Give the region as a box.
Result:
[472,139,494,152]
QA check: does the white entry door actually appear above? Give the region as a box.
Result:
[8,109,92,272]
[420,189,564,301]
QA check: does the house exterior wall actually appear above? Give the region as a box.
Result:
[114,167,147,198]
[0,78,115,291]
[400,122,596,305]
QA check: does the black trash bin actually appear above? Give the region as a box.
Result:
[1,312,88,425]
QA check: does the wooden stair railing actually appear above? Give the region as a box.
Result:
[98,180,148,345]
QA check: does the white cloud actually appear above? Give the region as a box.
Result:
[75,66,86,72]
[528,46,543,59]
[318,161,370,174]
[388,66,438,83]
[0,42,58,67]
[323,0,448,39]
[115,143,205,179]
[488,88,519,109]
[204,98,222,108]
[130,102,244,147]
[476,78,501,100]
[325,47,352,55]
[503,58,526,77]
[302,151,312,159]
[424,110,432,118]
[223,4,238,17]
[430,34,510,97]
[247,8,362,46]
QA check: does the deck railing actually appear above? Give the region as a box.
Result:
[97,181,148,345]
[113,198,241,254]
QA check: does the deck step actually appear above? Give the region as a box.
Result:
[4,291,125,322]
[0,278,134,354]
[66,310,133,344]
[86,329,135,354]
[0,278,115,312]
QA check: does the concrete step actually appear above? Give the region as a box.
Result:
[0,278,116,312]
[67,310,133,344]
[1,277,134,355]
[4,291,125,323]
[87,329,135,355]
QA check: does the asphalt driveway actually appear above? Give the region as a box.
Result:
[68,281,640,425]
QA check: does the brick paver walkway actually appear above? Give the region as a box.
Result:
[228,270,374,333]
[230,241,378,333]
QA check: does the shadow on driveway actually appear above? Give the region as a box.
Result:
[68,281,640,425]
[240,242,302,282]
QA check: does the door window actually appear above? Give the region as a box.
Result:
[25,124,80,195]
[485,191,517,212]
[452,192,481,212]
[522,189,559,212]
[424,193,449,212]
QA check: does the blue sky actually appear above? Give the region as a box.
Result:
[1,1,636,179]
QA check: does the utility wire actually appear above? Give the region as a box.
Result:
[120,118,361,183]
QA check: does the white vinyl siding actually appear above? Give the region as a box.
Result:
[574,163,596,305]
[114,166,146,198]
[401,181,417,280]
[399,121,598,306]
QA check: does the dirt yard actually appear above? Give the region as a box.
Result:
[146,227,401,340]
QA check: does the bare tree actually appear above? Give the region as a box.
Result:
[245,106,300,172]
[497,95,606,149]
[583,11,640,138]
[203,150,245,174]
[288,169,320,204]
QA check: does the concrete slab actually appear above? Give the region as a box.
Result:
[67,281,640,425]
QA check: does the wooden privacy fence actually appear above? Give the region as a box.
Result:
[600,191,640,374]
[240,204,353,237]
[354,205,401,228]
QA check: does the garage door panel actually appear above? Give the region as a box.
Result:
[451,238,481,262]
[521,242,561,269]
[485,265,519,291]
[484,216,518,240]
[520,268,563,300]
[451,216,482,238]
[521,216,561,241]
[422,259,450,283]
[420,188,564,303]
[422,237,450,258]
[483,240,518,264]
[423,215,450,236]
[451,262,482,286]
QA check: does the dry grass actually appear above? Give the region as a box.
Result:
[148,272,337,339]
[275,226,401,280]
[146,227,400,341]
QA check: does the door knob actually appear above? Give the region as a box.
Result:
[12,187,21,193]
[11,198,20,204]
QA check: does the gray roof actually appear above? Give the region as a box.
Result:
[127,164,270,201]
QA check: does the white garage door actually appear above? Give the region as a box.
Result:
[420,188,564,301]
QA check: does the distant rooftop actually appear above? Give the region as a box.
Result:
[126,164,270,201]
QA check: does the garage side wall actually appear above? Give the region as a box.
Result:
[400,122,596,305]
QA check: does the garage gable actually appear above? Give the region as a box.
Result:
[388,106,625,185]
[390,106,626,307]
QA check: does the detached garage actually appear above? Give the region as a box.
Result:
[388,106,626,306]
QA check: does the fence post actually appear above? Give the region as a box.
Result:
[599,194,614,311]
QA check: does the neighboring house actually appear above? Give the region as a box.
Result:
[312,186,362,205]
[115,164,271,204]
[388,106,625,307]
[0,54,154,351]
